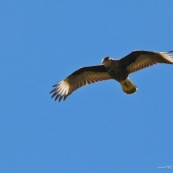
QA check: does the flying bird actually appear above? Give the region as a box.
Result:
[50,50,173,102]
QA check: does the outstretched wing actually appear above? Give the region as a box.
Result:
[50,65,112,102]
[119,50,173,73]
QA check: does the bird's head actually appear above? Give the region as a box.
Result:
[102,56,112,65]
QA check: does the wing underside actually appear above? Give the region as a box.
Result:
[120,51,173,73]
[50,65,112,101]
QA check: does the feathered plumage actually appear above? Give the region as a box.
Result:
[50,50,173,102]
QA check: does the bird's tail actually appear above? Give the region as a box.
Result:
[120,78,137,94]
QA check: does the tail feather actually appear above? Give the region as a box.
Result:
[120,78,137,94]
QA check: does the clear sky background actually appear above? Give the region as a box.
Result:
[1,0,173,173]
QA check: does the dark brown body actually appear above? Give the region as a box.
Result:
[105,60,129,82]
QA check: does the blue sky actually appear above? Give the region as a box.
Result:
[1,0,173,172]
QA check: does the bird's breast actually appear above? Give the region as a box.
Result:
[106,63,128,82]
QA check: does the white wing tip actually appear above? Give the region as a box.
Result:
[50,80,70,102]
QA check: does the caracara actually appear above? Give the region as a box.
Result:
[50,50,173,102]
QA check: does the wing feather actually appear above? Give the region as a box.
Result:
[50,65,112,101]
[119,51,173,73]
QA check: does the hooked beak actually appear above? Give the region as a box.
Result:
[101,58,105,64]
